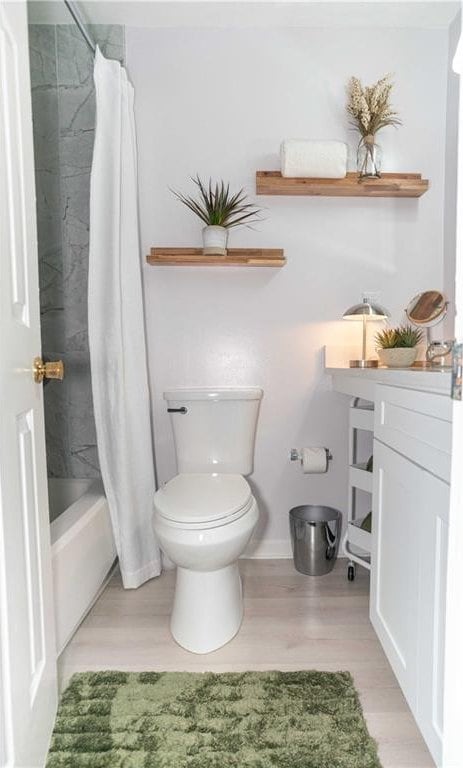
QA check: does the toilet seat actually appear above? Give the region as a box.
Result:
[154,473,253,529]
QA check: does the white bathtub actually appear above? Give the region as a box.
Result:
[49,478,117,654]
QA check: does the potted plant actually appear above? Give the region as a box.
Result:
[172,176,262,256]
[347,73,402,178]
[375,325,423,368]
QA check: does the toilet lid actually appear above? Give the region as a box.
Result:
[154,473,252,525]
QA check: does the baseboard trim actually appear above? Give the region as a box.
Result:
[242,539,293,559]
[242,540,350,561]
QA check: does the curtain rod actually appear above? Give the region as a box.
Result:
[63,0,96,54]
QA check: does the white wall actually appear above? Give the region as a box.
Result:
[127,25,448,556]
[444,11,461,338]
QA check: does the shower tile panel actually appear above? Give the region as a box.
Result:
[40,311,65,356]
[29,25,57,88]
[90,24,125,62]
[68,351,100,477]
[68,445,100,477]
[30,23,124,482]
[43,380,71,478]
[30,88,60,174]
[29,26,62,319]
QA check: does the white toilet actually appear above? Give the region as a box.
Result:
[153,387,262,654]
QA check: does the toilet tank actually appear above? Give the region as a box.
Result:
[164,388,263,475]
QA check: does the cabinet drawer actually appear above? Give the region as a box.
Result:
[374,385,452,482]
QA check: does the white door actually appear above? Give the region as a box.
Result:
[0,2,58,767]
[442,26,463,768]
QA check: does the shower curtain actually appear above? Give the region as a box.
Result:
[88,47,161,589]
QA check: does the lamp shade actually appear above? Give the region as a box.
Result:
[343,298,389,321]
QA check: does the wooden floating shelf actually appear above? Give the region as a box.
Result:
[147,247,286,267]
[256,171,429,198]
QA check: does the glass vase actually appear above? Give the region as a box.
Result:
[357,135,382,178]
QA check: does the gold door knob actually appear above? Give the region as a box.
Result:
[33,357,64,384]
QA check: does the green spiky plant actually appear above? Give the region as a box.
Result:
[171,176,262,229]
[376,324,423,350]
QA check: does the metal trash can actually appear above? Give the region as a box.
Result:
[289,505,341,576]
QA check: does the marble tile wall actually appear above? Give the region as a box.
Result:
[29,24,125,479]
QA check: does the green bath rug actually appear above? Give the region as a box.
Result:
[47,670,381,767]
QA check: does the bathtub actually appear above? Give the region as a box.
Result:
[49,478,117,654]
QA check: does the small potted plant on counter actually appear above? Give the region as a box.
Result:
[172,176,262,256]
[375,324,423,368]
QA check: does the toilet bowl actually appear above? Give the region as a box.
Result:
[154,473,258,653]
[153,387,263,654]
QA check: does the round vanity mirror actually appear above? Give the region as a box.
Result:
[406,290,447,327]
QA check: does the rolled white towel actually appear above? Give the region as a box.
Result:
[281,139,347,179]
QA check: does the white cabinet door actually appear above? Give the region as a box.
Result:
[0,2,58,766]
[371,439,449,765]
[370,440,421,709]
[416,490,449,764]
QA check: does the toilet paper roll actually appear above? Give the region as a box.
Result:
[301,447,329,474]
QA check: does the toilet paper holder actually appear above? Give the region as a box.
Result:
[290,448,333,467]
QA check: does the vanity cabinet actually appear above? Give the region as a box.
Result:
[328,368,453,765]
[371,384,451,765]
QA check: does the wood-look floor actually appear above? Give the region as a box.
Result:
[59,559,434,768]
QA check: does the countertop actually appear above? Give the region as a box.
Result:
[326,365,452,398]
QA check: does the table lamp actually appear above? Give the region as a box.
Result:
[343,298,389,368]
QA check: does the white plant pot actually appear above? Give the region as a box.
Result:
[377,348,418,368]
[202,225,228,256]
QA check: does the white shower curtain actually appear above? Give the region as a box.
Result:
[88,47,161,588]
